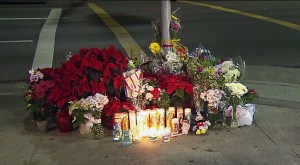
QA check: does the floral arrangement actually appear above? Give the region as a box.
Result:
[24,46,130,127]
[24,8,259,135]
[68,93,109,128]
[200,89,225,108]
[125,10,259,130]
[24,68,60,121]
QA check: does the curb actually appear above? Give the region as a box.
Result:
[244,65,300,85]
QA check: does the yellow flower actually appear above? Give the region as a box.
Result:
[149,42,161,55]
[210,68,214,76]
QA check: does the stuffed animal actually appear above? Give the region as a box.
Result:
[195,120,211,135]
[195,113,203,122]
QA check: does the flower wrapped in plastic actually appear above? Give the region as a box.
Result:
[123,69,144,111]
[224,82,248,128]
[170,13,181,39]
[86,93,109,139]
[214,56,245,83]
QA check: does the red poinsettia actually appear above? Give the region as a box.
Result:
[25,45,129,122]
[158,74,193,95]
[157,74,193,107]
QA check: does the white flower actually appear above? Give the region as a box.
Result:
[225,83,248,98]
[224,69,240,82]
[29,69,35,75]
[35,71,44,79]
[200,92,206,100]
[147,85,154,91]
[145,93,153,100]
[165,51,180,63]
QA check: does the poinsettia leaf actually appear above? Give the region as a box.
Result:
[175,89,184,99]
[106,84,115,96]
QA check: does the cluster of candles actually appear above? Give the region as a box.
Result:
[113,107,192,145]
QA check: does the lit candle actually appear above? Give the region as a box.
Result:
[171,118,179,135]
[177,107,184,134]
[166,107,175,128]
[121,112,129,130]
[157,108,165,137]
[135,111,143,141]
[141,110,150,136]
[149,109,157,128]
[129,110,136,132]
[184,108,191,124]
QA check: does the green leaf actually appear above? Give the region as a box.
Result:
[106,84,115,95]
[175,89,184,99]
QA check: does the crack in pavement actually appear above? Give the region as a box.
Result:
[255,123,300,159]
[255,122,279,146]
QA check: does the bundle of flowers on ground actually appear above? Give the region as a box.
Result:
[24,10,259,143]
[24,46,132,133]
[121,12,259,140]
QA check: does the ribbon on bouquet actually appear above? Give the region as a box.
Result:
[124,69,143,98]
[84,113,102,130]
[162,39,188,54]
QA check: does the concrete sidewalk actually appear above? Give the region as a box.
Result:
[0,65,299,165]
[0,95,299,165]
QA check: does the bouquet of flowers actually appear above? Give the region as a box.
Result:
[200,89,225,108]
[24,46,129,129]
[224,82,248,128]
[69,93,109,138]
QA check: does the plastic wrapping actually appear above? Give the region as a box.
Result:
[225,105,257,126]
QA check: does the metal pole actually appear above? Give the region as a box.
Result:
[161,0,171,53]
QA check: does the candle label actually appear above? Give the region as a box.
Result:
[142,110,150,136]
[157,108,165,132]
[184,108,192,124]
[177,107,184,134]
[182,120,190,135]
[149,109,157,128]
[166,107,175,128]
[171,118,179,135]
[129,111,136,130]
[121,112,129,131]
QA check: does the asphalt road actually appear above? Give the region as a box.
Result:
[0,0,299,82]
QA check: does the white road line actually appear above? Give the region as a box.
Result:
[0,17,66,21]
[0,40,33,43]
[32,8,62,70]
[0,18,48,20]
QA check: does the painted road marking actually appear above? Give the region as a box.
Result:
[32,8,62,70]
[0,17,69,21]
[0,40,33,43]
[87,2,144,60]
[181,1,300,31]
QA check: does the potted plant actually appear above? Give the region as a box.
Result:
[24,69,58,132]
[68,98,90,134]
